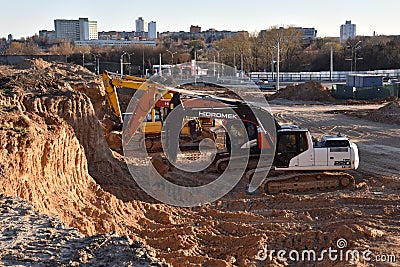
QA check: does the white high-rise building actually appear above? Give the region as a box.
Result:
[148,21,157,39]
[55,18,98,41]
[88,20,98,40]
[135,17,146,33]
[340,20,356,44]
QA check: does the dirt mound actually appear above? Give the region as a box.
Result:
[268,81,336,102]
[379,99,400,113]
[14,58,52,70]
[369,100,400,124]
[8,59,110,119]
[351,99,400,124]
[0,65,15,77]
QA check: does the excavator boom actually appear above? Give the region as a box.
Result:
[101,71,166,123]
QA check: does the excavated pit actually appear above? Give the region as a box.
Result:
[0,60,399,266]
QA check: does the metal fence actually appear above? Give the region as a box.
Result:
[250,70,400,82]
[0,55,67,65]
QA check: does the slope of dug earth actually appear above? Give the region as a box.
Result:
[0,61,169,263]
[0,107,143,236]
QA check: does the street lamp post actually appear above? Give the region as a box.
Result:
[273,42,280,91]
[126,52,134,75]
[277,42,280,91]
[271,50,275,80]
[159,53,162,76]
[346,41,362,72]
[240,53,243,78]
[97,56,100,75]
[354,49,363,72]
[166,49,177,65]
[215,48,224,79]
[120,51,128,77]
[142,46,145,77]
[90,52,100,75]
[233,48,236,69]
[213,55,216,77]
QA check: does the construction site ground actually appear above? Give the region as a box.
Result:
[0,60,399,266]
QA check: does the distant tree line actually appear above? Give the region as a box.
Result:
[3,27,400,74]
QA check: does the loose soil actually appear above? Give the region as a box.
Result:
[268,81,337,102]
[0,61,399,266]
[329,99,400,125]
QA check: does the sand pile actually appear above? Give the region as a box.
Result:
[379,99,400,113]
[361,99,400,124]
[269,81,336,102]
[6,59,110,120]
[14,58,52,70]
[369,99,400,124]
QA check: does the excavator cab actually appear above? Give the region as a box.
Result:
[225,121,260,154]
[275,131,309,168]
[143,107,164,135]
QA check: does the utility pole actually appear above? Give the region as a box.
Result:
[351,48,354,72]
[120,56,123,77]
[233,48,236,75]
[277,42,280,91]
[346,41,361,73]
[213,56,216,77]
[354,50,363,72]
[271,51,275,81]
[330,46,334,81]
[142,46,145,77]
[120,51,127,77]
[159,53,162,76]
[240,54,243,78]
[216,48,223,79]
[97,57,100,75]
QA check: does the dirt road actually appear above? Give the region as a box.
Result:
[140,101,400,266]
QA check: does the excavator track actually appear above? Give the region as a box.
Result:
[262,171,355,194]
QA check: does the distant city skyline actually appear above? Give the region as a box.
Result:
[2,0,400,39]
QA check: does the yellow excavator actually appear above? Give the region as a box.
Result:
[101,71,172,133]
[102,72,147,124]
[101,71,215,151]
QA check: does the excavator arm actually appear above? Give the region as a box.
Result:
[101,71,159,123]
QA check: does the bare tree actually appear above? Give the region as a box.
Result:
[213,32,252,72]
[257,26,303,71]
[49,42,74,55]
[6,41,42,55]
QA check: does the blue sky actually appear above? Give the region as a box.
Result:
[1,0,399,38]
